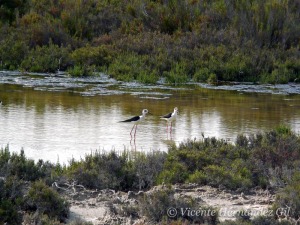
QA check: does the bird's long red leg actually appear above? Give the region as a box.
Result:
[134,125,138,137]
[130,124,135,136]
[170,122,172,134]
[166,123,168,133]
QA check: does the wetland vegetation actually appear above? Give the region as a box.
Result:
[1,126,300,224]
[0,0,299,84]
[1,1,300,224]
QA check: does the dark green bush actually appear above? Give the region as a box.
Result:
[273,172,300,221]
[0,35,29,70]
[0,177,26,225]
[0,145,57,182]
[0,0,299,84]
[138,188,218,224]
[66,150,166,191]
[0,199,20,225]
[131,151,167,190]
[193,68,211,82]
[23,213,63,225]
[67,65,94,77]
[158,127,300,190]
[66,151,130,190]
[107,52,159,83]
[164,61,189,85]
[20,40,71,73]
[70,45,114,68]
[25,180,69,222]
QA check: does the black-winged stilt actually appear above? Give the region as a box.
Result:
[120,109,149,137]
[160,107,178,133]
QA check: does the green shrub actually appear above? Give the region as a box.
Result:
[0,37,29,70]
[139,189,218,224]
[0,144,10,170]
[67,65,94,77]
[157,161,189,184]
[207,73,218,84]
[23,213,63,225]
[25,180,69,222]
[204,165,234,188]
[136,70,159,84]
[188,170,207,184]
[131,151,166,190]
[107,52,160,83]
[108,53,142,82]
[0,177,26,225]
[0,199,20,225]
[66,150,166,190]
[260,67,291,84]
[164,61,189,85]
[70,45,114,68]
[273,172,300,221]
[66,151,129,190]
[157,126,300,191]
[193,68,211,82]
[20,41,70,73]
[0,146,51,181]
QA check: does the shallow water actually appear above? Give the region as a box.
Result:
[0,71,300,163]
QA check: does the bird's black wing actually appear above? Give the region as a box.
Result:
[120,115,140,122]
[160,112,172,119]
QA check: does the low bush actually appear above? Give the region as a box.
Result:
[65,150,167,190]
[193,68,211,82]
[70,45,114,68]
[25,180,69,222]
[0,177,27,224]
[0,145,54,181]
[107,52,159,83]
[23,213,63,225]
[273,172,300,221]
[130,151,167,190]
[158,126,300,191]
[138,188,218,224]
[67,65,94,77]
[20,40,71,73]
[164,61,189,85]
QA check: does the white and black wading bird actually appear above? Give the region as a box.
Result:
[160,107,178,133]
[120,109,149,137]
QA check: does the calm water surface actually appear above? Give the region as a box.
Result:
[0,72,299,163]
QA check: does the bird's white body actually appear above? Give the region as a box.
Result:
[160,107,178,123]
[160,107,178,133]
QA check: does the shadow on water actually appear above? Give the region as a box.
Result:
[0,72,300,163]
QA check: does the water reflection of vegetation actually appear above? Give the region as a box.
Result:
[0,126,299,224]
